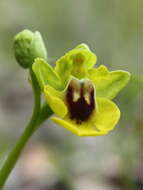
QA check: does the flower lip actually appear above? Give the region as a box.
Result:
[66,78,96,124]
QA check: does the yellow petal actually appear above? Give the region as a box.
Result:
[95,98,121,132]
[44,85,68,118]
[51,116,107,137]
[51,97,120,136]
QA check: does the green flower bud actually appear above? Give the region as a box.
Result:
[14,29,47,69]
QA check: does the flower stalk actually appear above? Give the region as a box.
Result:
[0,69,52,189]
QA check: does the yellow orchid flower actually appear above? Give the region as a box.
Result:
[44,79,120,136]
[32,44,130,136]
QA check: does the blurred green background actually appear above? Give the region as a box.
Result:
[0,0,143,189]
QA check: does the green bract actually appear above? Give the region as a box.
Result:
[14,29,47,68]
[32,44,130,136]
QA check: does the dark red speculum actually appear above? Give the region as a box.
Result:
[66,79,95,124]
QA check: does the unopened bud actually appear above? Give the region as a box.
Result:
[14,29,47,68]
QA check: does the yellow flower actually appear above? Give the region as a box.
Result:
[32,44,130,136]
[43,78,120,136]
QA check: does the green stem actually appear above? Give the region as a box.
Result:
[0,70,41,189]
[37,104,53,126]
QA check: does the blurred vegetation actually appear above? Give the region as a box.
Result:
[0,0,143,189]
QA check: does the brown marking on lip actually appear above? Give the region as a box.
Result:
[66,79,95,124]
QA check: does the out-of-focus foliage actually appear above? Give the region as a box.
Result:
[0,0,143,189]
